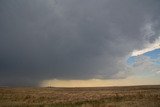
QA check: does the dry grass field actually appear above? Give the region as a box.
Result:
[0,85,160,107]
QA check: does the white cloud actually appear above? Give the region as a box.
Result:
[131,37,160,56]
[157,71,160,74]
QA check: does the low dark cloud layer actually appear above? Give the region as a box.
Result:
[0,0,160,86]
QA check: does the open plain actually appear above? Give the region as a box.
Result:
[0,85,160,107]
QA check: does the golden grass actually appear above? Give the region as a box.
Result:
[0,85,160,107]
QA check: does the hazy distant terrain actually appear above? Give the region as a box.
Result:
[0,85,160,107]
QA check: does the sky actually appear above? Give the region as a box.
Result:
[0,0,160,87]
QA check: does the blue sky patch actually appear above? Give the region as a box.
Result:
[127,49,160,65]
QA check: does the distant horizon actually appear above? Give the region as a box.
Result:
[0,84,160,88]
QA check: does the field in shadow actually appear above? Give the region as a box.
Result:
[0,85,160,107]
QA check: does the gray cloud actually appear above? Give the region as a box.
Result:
[0,0,160,86]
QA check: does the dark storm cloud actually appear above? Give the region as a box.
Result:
[0,0,160,86]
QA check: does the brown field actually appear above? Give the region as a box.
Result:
[0,85,160,107]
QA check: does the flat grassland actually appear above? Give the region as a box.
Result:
[0,85,160,107]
